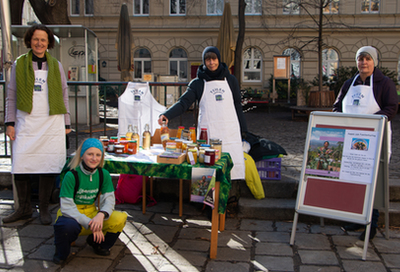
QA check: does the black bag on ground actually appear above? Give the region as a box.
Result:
[245,132,287,162]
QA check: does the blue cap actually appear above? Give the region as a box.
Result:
[80,138,104,157]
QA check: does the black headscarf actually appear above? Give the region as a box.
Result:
[202,46,224,79]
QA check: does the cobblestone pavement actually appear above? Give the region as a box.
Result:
[0,106,400,271]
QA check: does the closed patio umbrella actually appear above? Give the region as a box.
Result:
[116,3,134,81]
[216,2,235,70]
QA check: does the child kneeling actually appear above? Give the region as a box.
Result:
[53,138,127,264]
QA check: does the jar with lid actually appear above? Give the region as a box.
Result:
[181,129,190,140]
[114,144,125,155]
[199,128,208,144]
[100,138,109,150]
[186,148,198,164]
[182,140,192,154]
[175,139,183,153]
[198,147,206,163]
[107,137,117,153]
[127,140,137,155]
[176,126,184,139]
[189,127,196,142]
[204,149,216,166]
[120,140,129,153]
[166,141,177,152]
[210,138,222,161]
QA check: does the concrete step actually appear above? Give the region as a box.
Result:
[237,197,400,227]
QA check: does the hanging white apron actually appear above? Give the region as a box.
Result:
[12,70,66,174]
[343,74,392,158]
[198,79,245,180]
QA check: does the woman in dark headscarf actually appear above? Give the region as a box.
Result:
[158,46,247,180]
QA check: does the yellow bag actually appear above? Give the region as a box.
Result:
[244,152,265,199]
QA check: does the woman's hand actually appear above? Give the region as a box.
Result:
[6,126,15,141]
[92,230,105,243]
[88,212,104,233]
[65,128,72,134]
[158,115,168,126]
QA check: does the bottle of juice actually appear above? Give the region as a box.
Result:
[160,121,170,149]
[176,126,184,139]
[126,124,134,140]
[142,123,151,150]
[132,126,140,153]
[189,127,196,143]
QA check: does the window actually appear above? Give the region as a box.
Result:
[361,0,379,13]
[243,47,262,82]
[207,0,223,15]
[169,48,187,81]
[134,48,151,80]
[171,0,186,15]
[322,48,339,79]
[283,0,299,15]
[134,0,149,15]
[323,0,339,14]
[85,0,94,15]
[283,48,301,78]
[245,0,262,15]
[71,0,80,15]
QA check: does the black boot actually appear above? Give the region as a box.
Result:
[3,178,32,223]
[39,175,55,225]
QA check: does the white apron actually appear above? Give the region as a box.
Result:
[12,70,66,174]
[198,79,245,180]
[118,82,166,138]
[343,74,392,158]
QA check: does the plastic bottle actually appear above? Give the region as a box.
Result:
[160,121,170,149]
[189,127,196,143]
[177,126,184,139]
[142,124,151,150]
[126,124,134,140]
[132,126,140,153]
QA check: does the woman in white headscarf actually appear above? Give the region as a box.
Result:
[333,46,398,241]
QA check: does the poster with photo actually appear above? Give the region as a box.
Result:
[190,168,216,205]
[305,127,345,178]
[340,129,378,183]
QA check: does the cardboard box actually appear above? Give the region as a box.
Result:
[157,152,186,164]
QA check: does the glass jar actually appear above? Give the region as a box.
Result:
[199,128,208,144]
[114,144,125,155]
[198,147,206,163]
[177,126,184,139]
[210,139,222,162]
[175,139,183,153]
[189,127,196,142]
[107,138,116,153]
[120,140,129,153]
[127,140,137,155]
[166,141,177,152]
[161,121,170,149]
[204,149,216,166]
[186,148,198,164]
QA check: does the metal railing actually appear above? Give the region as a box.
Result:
[1,80,188,158]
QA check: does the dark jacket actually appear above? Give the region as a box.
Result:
[163,62,248,136]
[333,67,398,121]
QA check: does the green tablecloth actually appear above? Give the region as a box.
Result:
[65,152,233,214]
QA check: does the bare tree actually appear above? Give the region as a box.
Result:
[263,0,345,93]
[233,0,246,87]
[10,0,71,25]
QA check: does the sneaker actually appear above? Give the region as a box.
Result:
[86,235,111,256]
[359,227,377,241]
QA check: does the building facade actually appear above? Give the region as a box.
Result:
[67,0,400,92]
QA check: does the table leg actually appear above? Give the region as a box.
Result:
[179,179,183,217]
[150,177,154,198]
[219,212,226,231]
[142,176,147,214]
[210,181,220,259]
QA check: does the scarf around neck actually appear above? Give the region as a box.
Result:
[16,50,67,115]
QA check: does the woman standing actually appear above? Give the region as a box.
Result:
[4,24,71,225]
[158,46,247,180]
[333,46,398,240]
